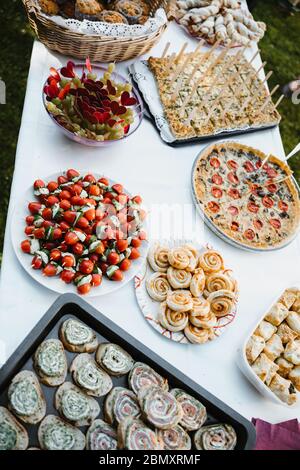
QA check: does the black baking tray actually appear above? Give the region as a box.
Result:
[0,294,256,450]
[131,76,279,148]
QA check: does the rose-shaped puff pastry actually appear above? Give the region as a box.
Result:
[118,417,161,450]
[171,388,207,431]
[138,386,183,430]
[184,324,214,344]
[158,302,189,332]
[86,419,118,450]
[198,250,224,273]
[168,247,190,270]
[190,268,206,297]
[166,290,193,312]
[167,267,192,289]
[194,424,237,450]
[182,244,198,272]
[157,425,191,450]
[207,290,236,318]
[105,387,141,425]
[205,271,237,296]
[189,310,217,329]
[147,244,169,272]
[146,272,171,302]
[128,362,168,395]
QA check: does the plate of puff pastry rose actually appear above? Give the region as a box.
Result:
[134,240,238,344]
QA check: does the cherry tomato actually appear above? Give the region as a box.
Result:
[82,208,95,222]
[243,161,255,173]
[129,248,140,260]
[227,160,238,170]
[266,183,277,193]
[84,198,97,207]
[210,157,220,168]
[21,240,31,253]
[132,195,142,205]
[67,169,80,180]
[47,181,58,192]
[62,254,75,267]
[59,190,71,200]
[255,160,262,170]
[28,202,42,214]
[71,196,85,206]
[26,215,34,225]
[47,195,59,206]
[50,249,61,262]
[58,175,68,185]
[70,184,83,196]
[34,179,45,190]
[25,226,35,236]
[89,253,99,263]
[53,228,62,240]
[117,194,128,206]
[99,261,109,274]
[254,219,263,230]
[262,196,274,208]
[42,208,52,220]
[43,220,54,229]
[31,255,43,270]
[228,206,239,216]
[111,269,124,282]
[266,167,278,179]
[79,259,94,275]
[116,239,128,252]
[64,231,79,245]
[247,202,259,214]
[73,242,84,256]
[77,283,91,295]
[104,192,115,201]
[84,174,96,183]
[107,252,120,265]
[94,242,105,255]
[244,229,255,241]
[120,259,131,271]
[44,242,57,251]
[43,263,57,277]
[278,201,288,212]
[211,187,223,199]
[91,273,102,287]
[34,227,46,239]
[60,221,70,232]
[207,201,220,213]
[269,218,281,229]
[112,184,123,194]
[228,188,241,199]
[60,270,75,284]
[131,238,141,248]
[212,174,223,185]
[60,199,71,211]
[89,185,100,196]
[231,222,239,232]
[227,172,239,185]
[76,216,89,230]
[63,211,77,224]
[98,177,109,186]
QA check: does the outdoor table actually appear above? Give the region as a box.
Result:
[1,20,300,426]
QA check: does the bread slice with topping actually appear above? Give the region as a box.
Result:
[0,407,29,450]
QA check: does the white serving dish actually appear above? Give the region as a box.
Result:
[237,284,300,407]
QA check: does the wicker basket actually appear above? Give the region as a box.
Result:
[23,0,168,62]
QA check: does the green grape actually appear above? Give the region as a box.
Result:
[124,83,132,92]
[107,63,115,74]
[87,73,97,81]
[73,78,81,87]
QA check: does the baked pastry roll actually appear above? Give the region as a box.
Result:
[205,270,237,296]
[86,419,118,450]
[207,289,235,318]
[263,334,284,361]
[289,366,300,392]
[190,268,206,297]
[167,267,192,289]
[105,387,140,425]
[284,339,300,365]
[189,309,217,329]
[264,302,289,326]
[286,311,300,334]
[8,371,46,424]
[55,382,100,427]
[191,297,210,317]
[166,290,193,312]
[276,322,298,344]
[194,424,237,450]
[138,386,183,430]
[246,335,265,363]
[0,407,28,450]
[96,343,134,377]
[118,417,161,450]
[269,374,297,406]
[182,244,198,272]
[251,353,278,386]
[170,388,207,431]
[34,339,67,387]
[276,357,294,379]
[157,425,191,450]
[146,272,171,302]
[147,244,169,272]
[254,320,277,341]
[184,324,214,344]
[70,353,113,397]
[59,318,98,353]
[168,247,190,270]
[38,415,86,450]
[198,250,224,273]
[279,289,298,309]
[128,362,168,395]
[291,294,300,313]
[158,302,188,332]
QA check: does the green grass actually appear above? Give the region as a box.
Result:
[0,0,300,260]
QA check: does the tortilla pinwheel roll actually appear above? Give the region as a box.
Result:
[118,417,161,450]
[194,424,237,450]
[147,244,170,272]
[157,425,191,450]
[55,382,100,427]
[167,267,192,289]
[198,250,224,274]
[59,318,98,353]
[70,353,113,397]
[96,343,134,377]
[168,247,190,270]
[38,415,85,450]
[138,386,183,430]
[104,387,141,425]
[158,302,189,332]
[207,289,236,317]
[129,362,168,395]
[170,388,207,431]
[166,290,193,312]
[8,371,46,425]
[86,419,118,450]
[0,407,29,450]
[146,272,171,302]
[34,339,67,387]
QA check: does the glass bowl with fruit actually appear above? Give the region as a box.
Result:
[43,59,144,147]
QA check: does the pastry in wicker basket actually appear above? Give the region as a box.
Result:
[75,0,104,21]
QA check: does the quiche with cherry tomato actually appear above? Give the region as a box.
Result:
[20,169,147,294]
[193,142,300,250]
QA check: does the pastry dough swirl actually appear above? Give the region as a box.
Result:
[159,302,189,332]
[171,388,207,431]
[157,425,191,450]
[205,271,237,295]
[148,244,170,272]
[189,310,217,329]
[194,424,237,450]
[190,268,206,297]
[166,290,193,312]
[182,244,198,272]
[207,290,235,317]
[146,272,171,301]
[167,267,192,289]
[198,250,224,273]
[184,324,214,344]
[138,386,183,430]
[86,419,118,450]
[168,247,190,270]
[191,297,210,317]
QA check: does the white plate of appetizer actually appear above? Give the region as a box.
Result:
[238,285,300,407]
[135,240,238,344]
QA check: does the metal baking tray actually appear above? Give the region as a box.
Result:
[191,141,300,253]
[0,293,256,450]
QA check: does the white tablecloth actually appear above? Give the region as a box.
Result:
[1,21,300,424]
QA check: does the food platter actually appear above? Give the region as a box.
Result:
[11,171,148,297]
